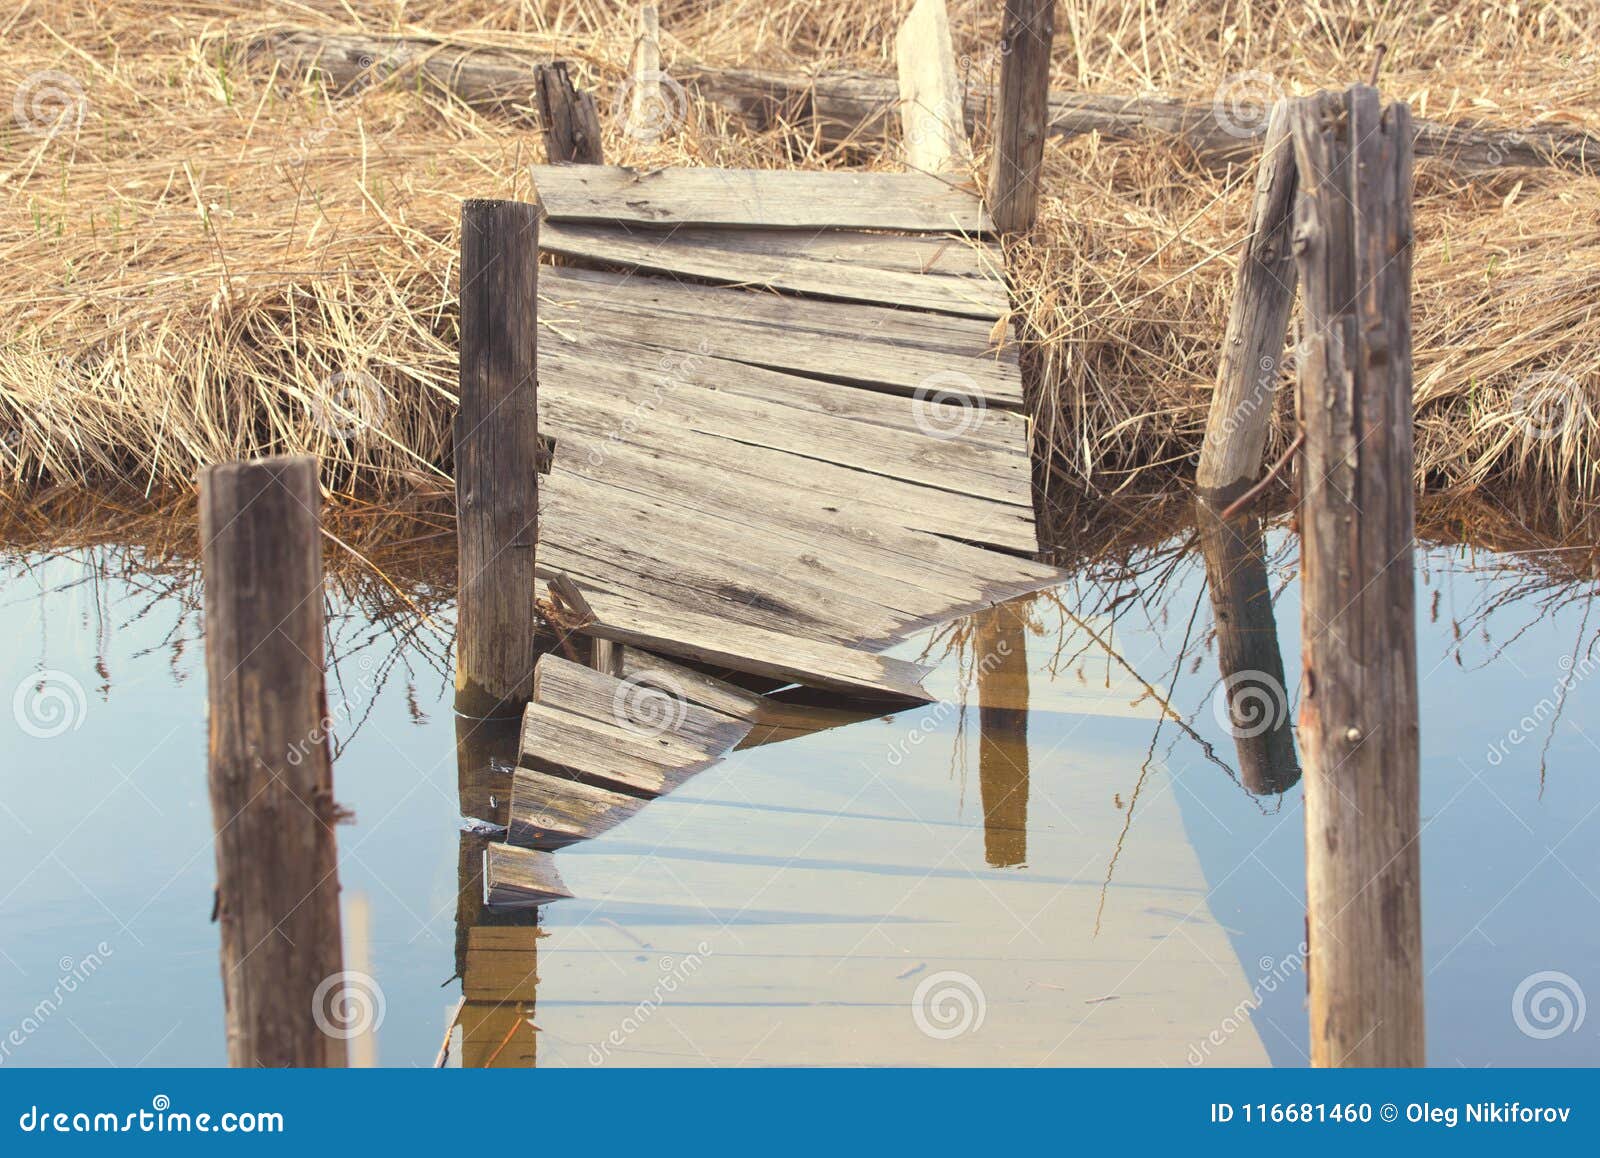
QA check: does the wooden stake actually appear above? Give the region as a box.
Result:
[1197,100,1298,504]
[1290,86,1423,1067]
[895,0,973,174]
[199,454,345,1068]
[456,199,541,719]
[986,0,1055,233]
[533,62,603,164]
[1195,501,1300,796]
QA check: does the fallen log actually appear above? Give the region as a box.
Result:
[256,28,1599,175]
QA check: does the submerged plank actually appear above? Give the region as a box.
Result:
[507,767,648,847]
[532,165,992,233]
[482,844,571,908]
[540,222,1007,318]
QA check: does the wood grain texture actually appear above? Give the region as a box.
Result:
[1196,101,1299,502]
[896,0,973,174]
[483,843,572,907]
[508,767,648,847]
[534,62,603,163]
[199,455,345,1068]
[531,165,992,233]
[456,199,540,717]
[1291,86,1423,1068]
[987,0,1056,232]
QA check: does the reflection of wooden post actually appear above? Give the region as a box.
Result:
[199,455,345,1068]
[1291,86,1423,1068]
[1197,101,1299,504]
[456,199,540,719]
[1195,502,1300,795]
[974,603,1030,867]
[534,63,603,163]
[456,713,520,827]
[987,0,1055,232]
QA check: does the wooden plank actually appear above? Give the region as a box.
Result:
[618,648,767,720]
[543,580,933,703]
[540,222,1007,319]
[896,0,973,174]
[483,843,571,908]
[508,768,649,847]
[519,700,707,798]
[534,654,754,754]
[531,165,992,233]
[540,340,1032,506]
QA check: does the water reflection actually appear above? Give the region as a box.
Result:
[974,603,1031,867]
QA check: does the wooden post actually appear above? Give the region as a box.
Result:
[1197,100,1299,505]
[456,199,541,719]
[199,454,345,1068]
[1195,501,1300,796]
[974,602,1030,867]
[534,62,603,164]
[630,4,664,127]
[986,0,1055,232]
[895,0,973,174]
[1290,86,1423,1068]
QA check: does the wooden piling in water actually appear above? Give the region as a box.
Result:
[987,0,1055,233]
[199,454,346,1068]
[456,199,541,719]
[975,602,1031,868]
[1289,86,1423,1068]
[534,63,603,164]
[1197,100,1299,505]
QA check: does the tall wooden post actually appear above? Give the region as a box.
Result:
[1195,502,1300,796]
[987,0,1055,233]
[199,454,345,1068]
[456,199,541,719]
[1197,100,1299,504]
[534,63,603,164]
[1290,86,1423,1067]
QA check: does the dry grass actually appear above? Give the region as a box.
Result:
[3,0,1599,504]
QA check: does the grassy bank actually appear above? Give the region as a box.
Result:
[3,0,1598,503]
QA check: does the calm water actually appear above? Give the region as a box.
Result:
[1,515,1597,1067]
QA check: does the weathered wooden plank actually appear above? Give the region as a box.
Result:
[542,580,933,703]
[519,700,706,798]
[507,768,648,847]
[617,648,767,720]
[483,844,571,908]
[531,165,992,233]
[544,222,1004,318]
[896,0,973,174]
[534,654,754,754]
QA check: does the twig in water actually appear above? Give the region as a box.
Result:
[1218,431,1304,522]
